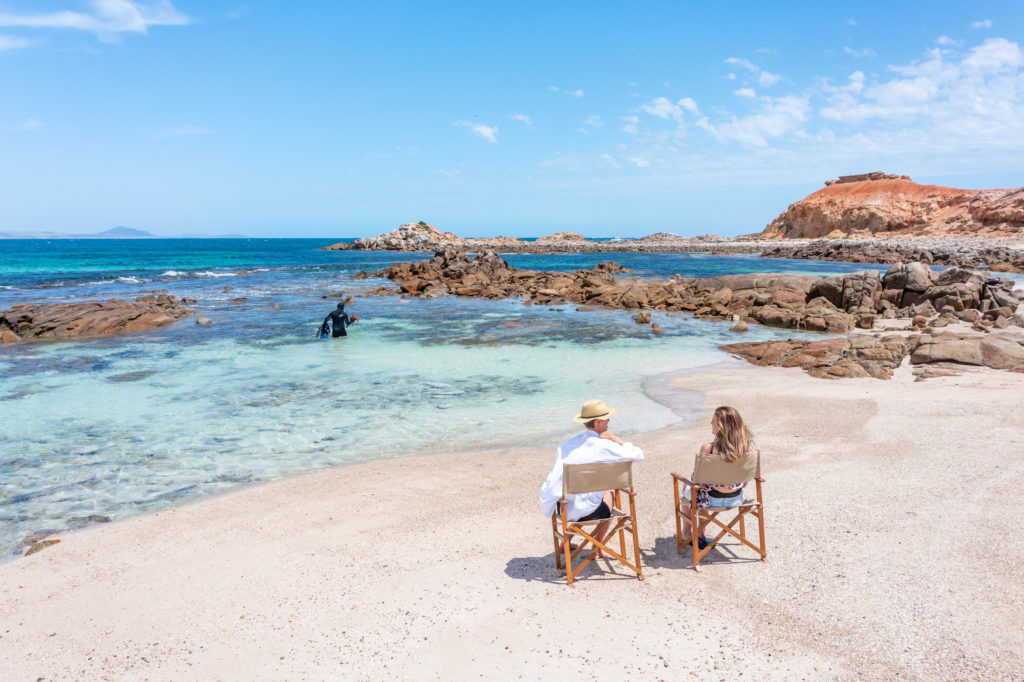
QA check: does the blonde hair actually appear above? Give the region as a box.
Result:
[711,406,753,463]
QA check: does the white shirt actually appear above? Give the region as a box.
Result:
[539,430,644,521]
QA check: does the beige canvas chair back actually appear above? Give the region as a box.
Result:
[692,447,760,486]
[563,461,633,496]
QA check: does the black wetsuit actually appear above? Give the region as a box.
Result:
[323,309,353,337]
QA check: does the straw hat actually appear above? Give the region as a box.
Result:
[572,399,617,423]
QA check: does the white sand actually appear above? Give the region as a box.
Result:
[2,363,1023,680]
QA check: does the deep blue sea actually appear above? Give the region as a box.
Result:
[0,238,972,556]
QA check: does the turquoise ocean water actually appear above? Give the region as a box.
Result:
[0,238,1002,557]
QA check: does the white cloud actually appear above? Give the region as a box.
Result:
[621,115,639,134]
[846,18,857,27]
[726,56,780,87]
[640,96,699,122]
[628,157,649,168]
[548,85,560,92]
[511,114,533,128]
[725,57,757,73]
[599,153,620,168]
[568,88,583,98]
[935,36,958,47]
[0,33,34,50]
[454,119,498,143]
[843,46,877,58]
[697,95,810,146]
[583,115,604,128]
[734,88,756,98]
[972,19,992,29]
[0,1,189,43]
[821,38,1024,158]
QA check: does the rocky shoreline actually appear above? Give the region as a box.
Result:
[323,221,1024,273]
[359,247,1024,379]
[761,238,1024,273]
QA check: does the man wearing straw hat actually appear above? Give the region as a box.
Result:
[539,399,644,554]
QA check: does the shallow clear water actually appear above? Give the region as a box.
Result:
[1,239,1012,556]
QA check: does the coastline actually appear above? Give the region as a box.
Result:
[3,364,1022,680]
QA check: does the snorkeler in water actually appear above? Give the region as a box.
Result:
[321,302,359,338]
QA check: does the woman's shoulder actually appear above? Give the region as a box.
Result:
[699,442,712,455]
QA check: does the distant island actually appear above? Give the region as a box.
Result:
[0,226,250,239]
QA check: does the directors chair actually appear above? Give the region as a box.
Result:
[550,461,643,587]
[672,448,766,570]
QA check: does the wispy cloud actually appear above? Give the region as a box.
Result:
[4,118,43,131]
[640,96,699,122]
[726,56,780,88]
[621,114,639,134]
[548,85,583,98]
[972,19,992,29]
[843,45,876,58]
[0,1,190,43]
[454,119,498,143]
[734,88,756,98]
[156,125,210,139]
[846,18,858,27]
[0,33,34,50]
[511,114,533,128]
[583,115,604,128]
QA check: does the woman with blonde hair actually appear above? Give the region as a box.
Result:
[678,406,757,549]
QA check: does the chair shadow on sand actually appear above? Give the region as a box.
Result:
[505,535,762,584]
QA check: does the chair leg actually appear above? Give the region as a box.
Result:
[673,477,683,551]
[562,508,575,587]
[628,491,643,581]
[551,513,563,570]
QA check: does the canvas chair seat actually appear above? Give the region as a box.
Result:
[550,460,643,587]
[672,448,767,571]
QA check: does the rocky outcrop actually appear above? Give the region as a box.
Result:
[535,231,586,243]
[762,175,1024,239]
[323,222,767,254]
[722,332,1024,379]
[761,239,1024,273]
[367,249,1021,338]
[721,336,910,379]
[0,295,194,344]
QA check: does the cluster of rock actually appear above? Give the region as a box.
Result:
[762,175,1024,239]
[365,248,1023,338]
[761,239,1024,273]
[825,172,910,186]
[323,222,750,254]
[722,332,1024,380]
[0,294,194,344]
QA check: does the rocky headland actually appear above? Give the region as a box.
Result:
[0,294,194,344]
[760,237,1024,273]
[358,247,1024,378]
[762,172,1024,240]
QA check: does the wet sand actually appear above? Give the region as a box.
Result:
[2,363,1022,680]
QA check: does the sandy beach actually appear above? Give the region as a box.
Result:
[2,361,1022,681]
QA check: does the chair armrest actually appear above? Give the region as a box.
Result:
[671,472,695,486]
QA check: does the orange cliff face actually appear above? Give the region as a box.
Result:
[761,175,1024,239]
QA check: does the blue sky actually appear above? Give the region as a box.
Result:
[1,1,1023,237]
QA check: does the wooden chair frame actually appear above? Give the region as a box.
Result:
[550,461,643,587]
[671,451,766,571]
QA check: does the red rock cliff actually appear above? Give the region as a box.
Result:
[762,174,1024,239]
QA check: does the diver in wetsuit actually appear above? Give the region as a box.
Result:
[322,302,358,338]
